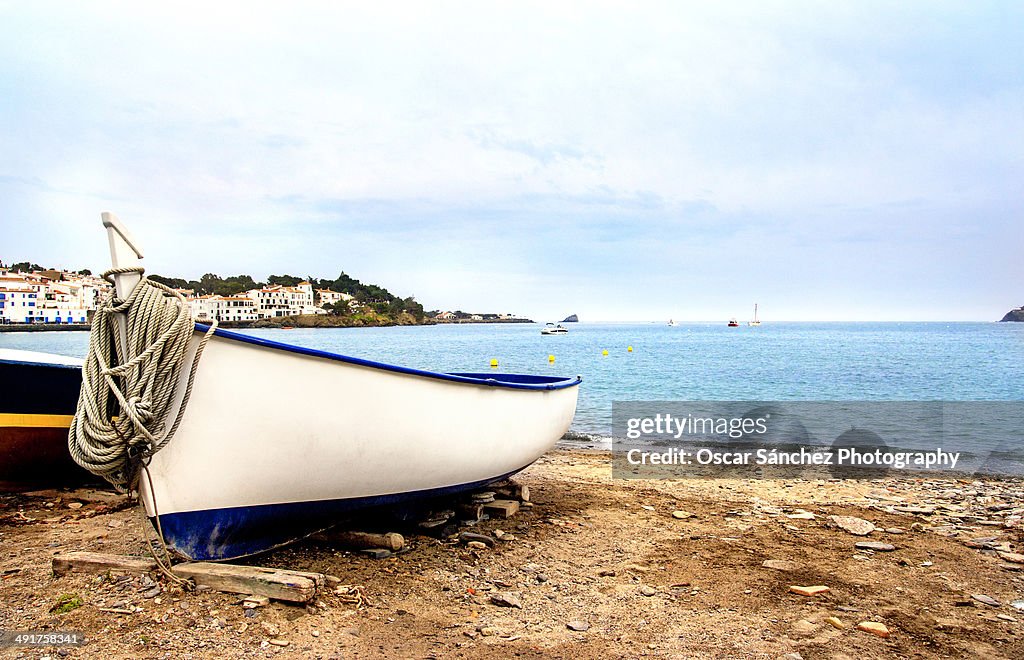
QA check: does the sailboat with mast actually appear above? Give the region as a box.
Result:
[748,303,761,327]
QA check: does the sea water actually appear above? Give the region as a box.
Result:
[4,320,1022,445]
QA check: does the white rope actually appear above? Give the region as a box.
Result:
[68,267,217,492]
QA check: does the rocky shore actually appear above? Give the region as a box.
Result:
[1,448,1022,658]
[250,311,429,329]
[0,324,90,333]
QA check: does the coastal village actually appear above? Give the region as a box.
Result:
[0,265,526,326]
[0,267,108,325]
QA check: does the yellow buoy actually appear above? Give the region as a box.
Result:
[602,349,609,356]
[627,346,633,352]
[490,358,499,368]
[548,354,555,362]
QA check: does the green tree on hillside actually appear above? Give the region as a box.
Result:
[10,261,44,272]
[326,299,351,316]
[267,274,304,288]
[145,267,425,323]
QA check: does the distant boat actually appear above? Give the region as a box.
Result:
[727,318,739,327]
[667,319,678,326]
[541,323,568,335]
[748,304,761,327]
[0,349,93,492]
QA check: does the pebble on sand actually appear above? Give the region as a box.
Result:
[762,560,799,571]
[856,621,890,638]
[489,592,523,609]
[829,515,875,536]
[789,585,830,597]
[971,594,1001,607]
[854,541,896,552]
[243,595,270,609]
[997,551,1024,564]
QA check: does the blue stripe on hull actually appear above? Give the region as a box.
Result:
[197,323,582,391]
[153,466,531,561]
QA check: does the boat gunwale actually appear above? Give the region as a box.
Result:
[197,323,583,391]
[0,356,83,370]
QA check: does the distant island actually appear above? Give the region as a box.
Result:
[1000,307,1024,322]
[562,314,579,323]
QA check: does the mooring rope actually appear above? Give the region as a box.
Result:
[139,464,193,590]
[68,267,217,492]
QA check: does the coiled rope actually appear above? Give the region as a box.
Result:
[68,267,217,492]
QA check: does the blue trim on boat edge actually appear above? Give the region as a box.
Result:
[0,357,82,370]
[196,323,582,391]
[153,465,531,561]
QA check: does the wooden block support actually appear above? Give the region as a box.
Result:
[171,562,321,603]
[484,499,520,519]
[493,483,530,502]
[457,503,485,521]
[53,552,325,603]
[52,552,158,577]
[309,530,404,552]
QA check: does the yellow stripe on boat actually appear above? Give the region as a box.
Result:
[0,413,75,428]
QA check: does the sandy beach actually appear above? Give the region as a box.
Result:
[2,447,1023,659]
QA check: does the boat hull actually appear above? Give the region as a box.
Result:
[141,326,581,560]
[0,351,91,492]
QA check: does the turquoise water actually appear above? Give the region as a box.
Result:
[3,322,1022,439]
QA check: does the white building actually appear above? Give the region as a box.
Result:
[315,288,354,311]
[315,286,356,313]
[215,295,260,322]
[37,280,89,324]
[246,281,318,318]
[188,295,219,323]
[187,295,259,323]
[0,286,42,323]
[0,274,55,323]
[0,269,112,324]
[49,272,111,312]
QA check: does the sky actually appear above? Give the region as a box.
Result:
[1,1,1021,322]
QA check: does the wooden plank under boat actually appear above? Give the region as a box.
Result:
[86,214,583,561]
[0,350,93,492]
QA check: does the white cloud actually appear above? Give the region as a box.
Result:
[1,2,1021,319]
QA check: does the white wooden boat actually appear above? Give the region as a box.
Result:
[88,215,581,560]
